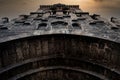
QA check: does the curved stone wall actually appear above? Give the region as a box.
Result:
[0,34,120,80]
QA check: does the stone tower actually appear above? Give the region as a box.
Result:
[0,3,120,80]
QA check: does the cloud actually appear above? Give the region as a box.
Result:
[94,0,104,2]
[0,0,119,19]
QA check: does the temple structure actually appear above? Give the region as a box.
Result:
[0,3,120,80]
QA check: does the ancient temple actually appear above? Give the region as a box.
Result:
[0,3,120,80]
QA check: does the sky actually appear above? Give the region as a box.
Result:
[0,0,119,19]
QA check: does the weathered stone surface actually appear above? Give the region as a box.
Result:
[0,3,120,80]
[0,4,120,43]
[0,34,120,80]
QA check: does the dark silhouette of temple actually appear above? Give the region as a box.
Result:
[0,3,120,80]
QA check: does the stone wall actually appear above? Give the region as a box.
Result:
[0,34,120,80]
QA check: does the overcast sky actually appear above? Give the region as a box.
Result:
[0,0,119,19]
